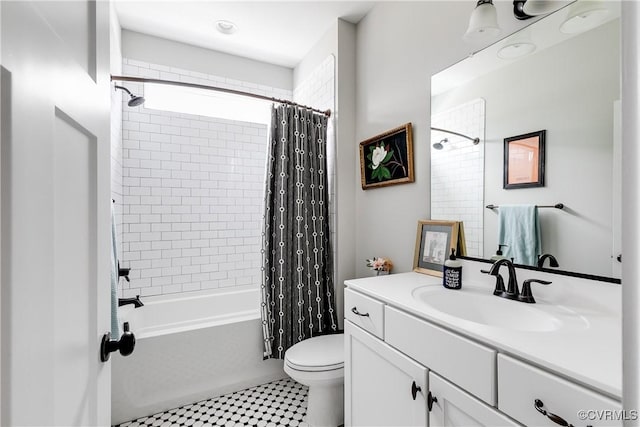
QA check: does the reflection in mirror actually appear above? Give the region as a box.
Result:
[430,0,621,279]
[431,100,485,258]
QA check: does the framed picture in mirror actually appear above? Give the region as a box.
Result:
[359,123,414,190]
[413,220,465,277]
[503,130,546,189]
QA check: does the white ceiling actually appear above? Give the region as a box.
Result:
[114,1,377,68]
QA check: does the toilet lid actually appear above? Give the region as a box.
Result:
[285,334,344,372]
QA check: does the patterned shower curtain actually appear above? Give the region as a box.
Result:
[261,104,338,359]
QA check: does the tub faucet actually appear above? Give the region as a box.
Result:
[537,253,559,269]
[118,295,144,308]
[488,258,519,301]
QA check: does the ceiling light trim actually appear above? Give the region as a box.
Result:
[215,20,238,35]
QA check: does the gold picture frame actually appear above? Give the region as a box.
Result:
[413,220,465,277]
[359,123,414,190]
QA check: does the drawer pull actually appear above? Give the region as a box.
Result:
[351,307,370,317]
[427,391,438,411]
[534,399,573,427]
[411,381,421,400]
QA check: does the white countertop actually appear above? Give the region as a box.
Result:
[344,264,622,399]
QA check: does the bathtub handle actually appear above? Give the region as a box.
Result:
[351,307,370,317]
[100,322,136,362]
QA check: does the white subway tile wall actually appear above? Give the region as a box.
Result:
[292,55,336,281]
[431,99,485,257]
[118,58,292,297]
[112,86,124,252]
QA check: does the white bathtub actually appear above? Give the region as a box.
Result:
[111,286,286,425]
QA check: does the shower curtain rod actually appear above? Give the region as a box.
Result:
[110,75,332,118]
[431,127,480,145]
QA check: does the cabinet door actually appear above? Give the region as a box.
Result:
[345,321,428,427]
[429,372,521,427]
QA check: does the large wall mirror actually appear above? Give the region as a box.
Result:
[430,0,621,280]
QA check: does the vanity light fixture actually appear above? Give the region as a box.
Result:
[465,0,564,41]
[464,0,501,42]
[522,0,563,15]
[513,0,564,20]
[215,20,237,35]
[559,1,609,34]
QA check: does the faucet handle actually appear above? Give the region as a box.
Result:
[481,269,506,296]
[520,279,552,304]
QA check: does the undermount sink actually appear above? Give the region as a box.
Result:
[411,285,589,332]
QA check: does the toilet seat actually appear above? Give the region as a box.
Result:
[284,334,344,372]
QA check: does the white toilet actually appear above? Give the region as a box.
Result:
[284,333,344,427]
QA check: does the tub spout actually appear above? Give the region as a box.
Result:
[118,295,144,308]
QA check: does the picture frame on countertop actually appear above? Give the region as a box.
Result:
[413,220,465,277]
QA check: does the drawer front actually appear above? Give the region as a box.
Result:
[498,354,622,427]
[344,288,385,339]
[429,372,521,427]
[385,306,496,405]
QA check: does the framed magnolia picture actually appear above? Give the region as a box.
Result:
[413,220,463,277]
[359,123,414,190]
[503,130,546,189]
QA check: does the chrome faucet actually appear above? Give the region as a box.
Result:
[537,253,559,268]
[488,258,520,301]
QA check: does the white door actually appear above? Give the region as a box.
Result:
[429,372,521,427]
[344,321,428,427]
[612,100,621,279]
[1,1,111,425]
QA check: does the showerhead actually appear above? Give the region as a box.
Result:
[115,85,145,107]
[127,95,146,107]
[432,138,448,150]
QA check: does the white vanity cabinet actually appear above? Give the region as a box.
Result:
[344,285,622,427]
[429,372,519,427]
[345,321,428,427]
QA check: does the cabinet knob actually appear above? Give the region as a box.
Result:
[411,381,421,400]
[427,391,438,411]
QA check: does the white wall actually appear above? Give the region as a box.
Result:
[117,31,297,297]
[122,30,292,91]
[293,19,356,327]
[621,1,640,418]
[118,59,288,297]
[110,3,124,257]
[354,1,548,277]
[335,19,357,300]
[432,20,619,276]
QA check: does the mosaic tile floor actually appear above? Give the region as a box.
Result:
[117,378,309,427]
